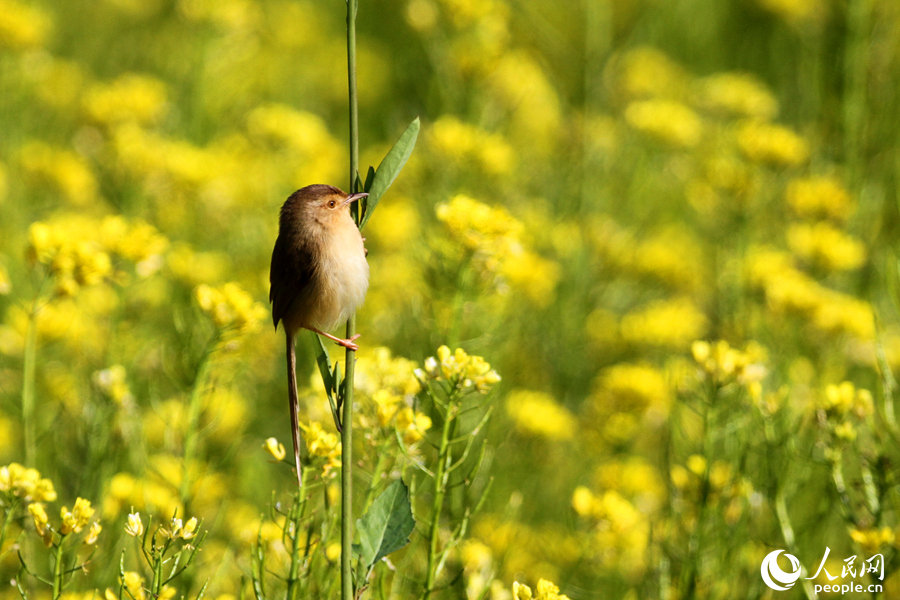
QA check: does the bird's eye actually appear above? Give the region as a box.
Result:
[328,200,336,208]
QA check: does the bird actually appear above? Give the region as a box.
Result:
[269,184,370,487]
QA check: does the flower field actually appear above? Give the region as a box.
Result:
[1,0,900,598]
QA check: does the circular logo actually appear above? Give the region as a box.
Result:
[761,550,802,591]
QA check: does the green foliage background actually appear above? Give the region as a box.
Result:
[2,0,900,598]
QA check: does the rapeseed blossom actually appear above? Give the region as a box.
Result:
[418,345,501,393]
[505,390,575,440]
[785,176,854,222]
[625,99,704,148]
[0,463,57,502]
[786,222,865,271]
[694,72,779,119]
[737,120,809,166]
[195,282,266,334]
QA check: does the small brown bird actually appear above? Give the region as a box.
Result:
[269,184,370,486]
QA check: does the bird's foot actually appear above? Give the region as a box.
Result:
[335,337,359,351]
[309,328,362,352]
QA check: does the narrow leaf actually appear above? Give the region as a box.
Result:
[359,117,420,230]
[355,480,415,569]
[313,333,334,392]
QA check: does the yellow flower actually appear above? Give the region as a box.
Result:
[611,46,689,101]
[325,542,341,562]
[263,437,286,461]
[694,72,778,120]
[420,345,501,393]
[195,282,267,334]
[59,497,94,534]
[620,298,708,350]
[428,117,515,174]
[691,340,767,386]
[505,390,575,440]
[737,120,809,167]
[28,502,49,536]
[593,363,670,413]
[625,99,704,148]
[125,511,143,537]
[785,176,853,222]
[850,527,895,554]
[123,571,145,600]
[20,141,98,206]
[84,521,102,545]
[786,222,865,271]
[182,516,199,540]
[83,74,168,125]
[686,455,707,476]
[0,0,51,50]
[513,577,570,600]
[0,463,57,502]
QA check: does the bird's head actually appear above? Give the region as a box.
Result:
[281,184,368,232]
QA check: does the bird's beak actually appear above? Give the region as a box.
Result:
[343,192,369,206]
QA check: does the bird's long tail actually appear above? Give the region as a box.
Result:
[286,331,303,489]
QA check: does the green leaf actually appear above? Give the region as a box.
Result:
[355,479,415,569]
[363,165,376,192]
[359,117,420,230]
[313,333,333,392]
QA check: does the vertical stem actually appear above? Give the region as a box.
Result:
[423,402,455,599]
[843,0,872,187]
[22,309,38,468]
[180,352,212,504]
[52,537,65,600]
[343,3,360,598]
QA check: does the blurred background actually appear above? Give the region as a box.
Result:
[2,0,900,598]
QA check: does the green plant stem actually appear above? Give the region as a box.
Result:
[52,536,65,600]
[22,308,38,468]
[0,500,17,559]
[288,467,310,600]
[343,0,360,599]
[180,349,213,504]
[423,402,456,599]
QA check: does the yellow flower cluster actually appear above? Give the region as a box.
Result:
[512,579,570,600]
[28,214,168,296]
[785,176,853,222]
[570,487,649,577]
[585,363,670,446]
[428,116,515,175]
[20,141,98,206]
[786,222,865,271]
[301,421,341,476]
[0,0,51,50]
[373,390,432,444]
[691,340,767,388]
[620,297,709,350]
[487,52,561,147]
[850,527,895,554]
[821,382,874,420]
[28,496,101,546]
[83,73,168,126]
[418,345,501,393]
[0,463,57,502]
[737,120,809,167]
[670,456,753,523]
[610,46,689,101]
[505,390,575,440]
[594,457,666,513]
[593,363,670,414]
[355,346,422,398]
[59,497,95,534]
[694,72,779,120]
[246,103,344,183]
[624,99,704,148]
[194,282,266,334]
[436,194,522,261]
[747,249,875,339]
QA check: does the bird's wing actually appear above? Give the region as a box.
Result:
[269,233,315,329]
